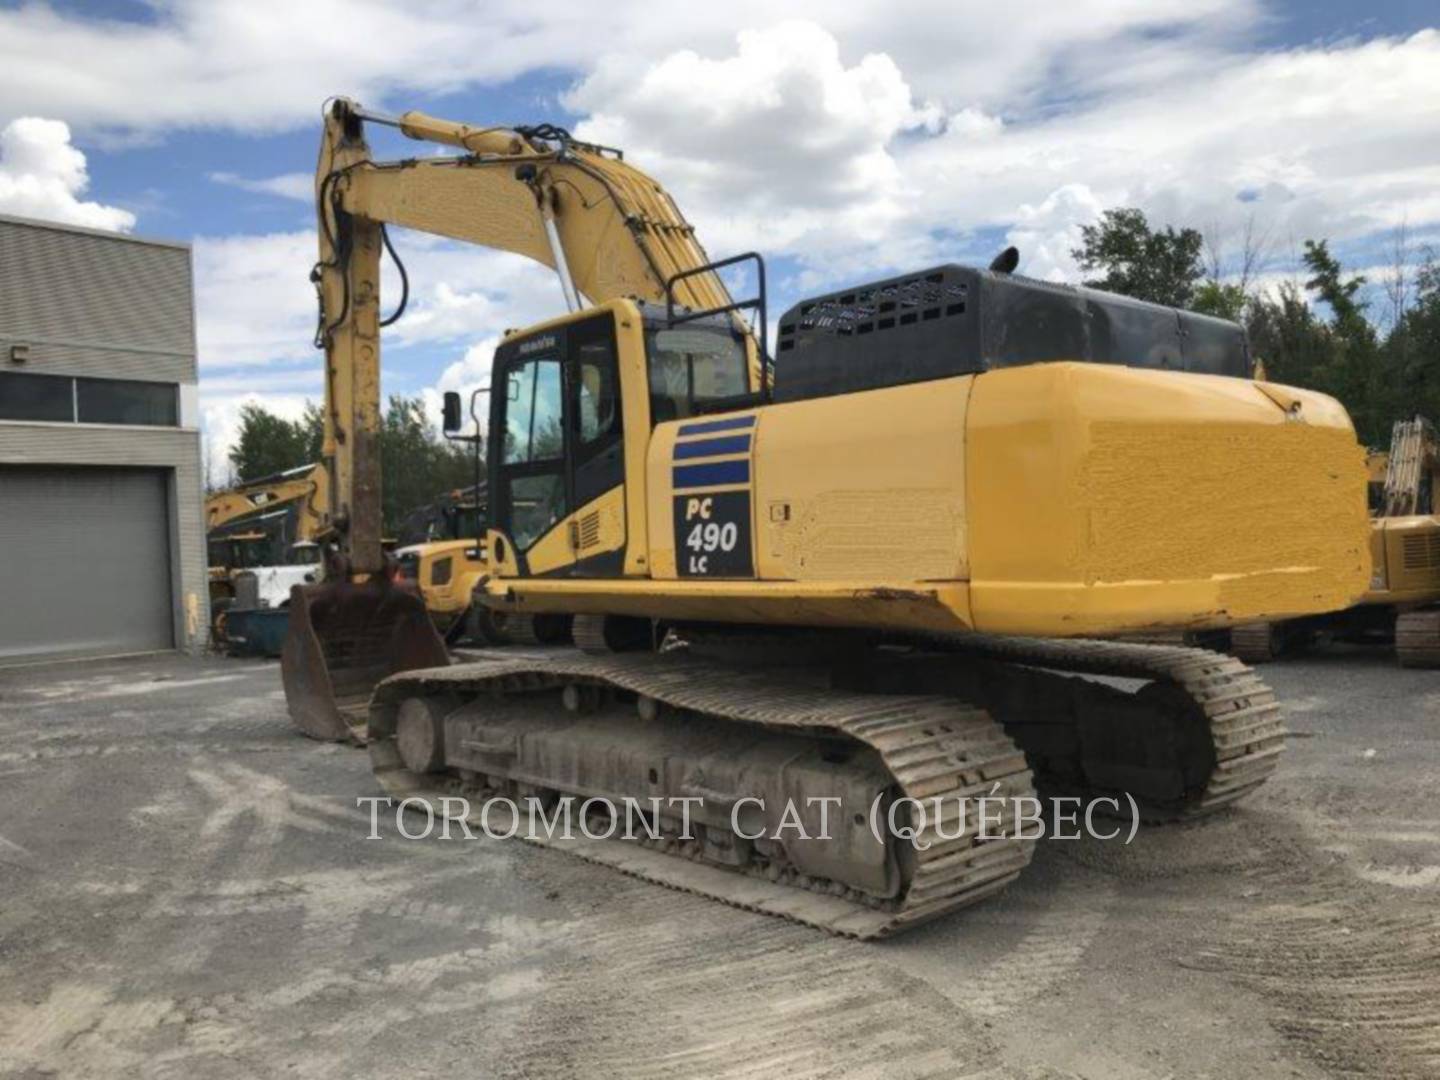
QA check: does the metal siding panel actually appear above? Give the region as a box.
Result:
[0,465,173,659]
[0,218,197,379]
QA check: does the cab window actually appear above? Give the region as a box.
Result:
[646,326,748,423]
[504,359,564,465]
[576,340,620,445]
[502,357,567,550]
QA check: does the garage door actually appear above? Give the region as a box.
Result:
[0,466,174,661]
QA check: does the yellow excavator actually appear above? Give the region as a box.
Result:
[1229,416,1440,665]
[205,463,326,535]
[281,98,1369,937]
[206,463,327,628]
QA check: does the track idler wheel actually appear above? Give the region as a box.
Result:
[395,696,450,773]
[281,578,449,743]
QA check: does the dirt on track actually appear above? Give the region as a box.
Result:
[0,646,1436,1079]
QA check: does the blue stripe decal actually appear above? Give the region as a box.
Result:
[673,434,751,460]
[676,414,757,437]
[673,460,751,489]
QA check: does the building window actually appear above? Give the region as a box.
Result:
[77,377,178,426]
[0,372,73,422]
[0,372,178,426]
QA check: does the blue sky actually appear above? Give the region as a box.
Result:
[1,1,1437,481]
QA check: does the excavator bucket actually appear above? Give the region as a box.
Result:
[281,579,449,743]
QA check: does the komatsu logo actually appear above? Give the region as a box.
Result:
[517,334,557,355]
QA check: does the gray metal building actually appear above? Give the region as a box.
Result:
[0,213,207,663]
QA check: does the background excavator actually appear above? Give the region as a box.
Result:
[281,98,1370,936]
[205,463,327,634]
[207,461,492,651]
[1227,416,1440,665]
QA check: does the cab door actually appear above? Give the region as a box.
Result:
[489,312,626,578]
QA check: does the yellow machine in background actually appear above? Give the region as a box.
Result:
[395,483,574,646]
[281,98,1369,936]
[1366,447,1390,513]
[205,464,326,536]
[393,485,488,641]
[1230,417,1440,665]
[396,537,486,638]
[205,464,327,626]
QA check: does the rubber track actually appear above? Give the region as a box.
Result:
[369,653,1037,939]
[918,633,1287,820]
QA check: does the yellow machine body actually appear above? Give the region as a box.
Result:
[479,303,1369,638]
[1364,515,1440,605]
[1226,416,1440,665]
[204,465,327,535]
[402,538,488,632]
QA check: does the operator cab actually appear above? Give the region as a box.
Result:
[442,301,758,579]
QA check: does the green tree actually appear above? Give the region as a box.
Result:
[301,401,325,463]
[224,396,476,534]
[1384,250,1440,425]
[1071,207,1206,308]
[1301,240,1384,442]
[228,402,312,481]
[1191,280,1248,321]
[1245,281,1333,390]
[379,395,476,535]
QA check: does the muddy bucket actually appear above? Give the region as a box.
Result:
[281,579,449,743]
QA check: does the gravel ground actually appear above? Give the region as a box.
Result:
[0,646,1436,1079]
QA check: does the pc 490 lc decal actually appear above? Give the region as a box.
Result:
[674,491,754,577]
[669,414,756,578]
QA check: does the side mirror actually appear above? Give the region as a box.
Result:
[442,391,463,433]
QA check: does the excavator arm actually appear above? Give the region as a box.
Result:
[288,97,750,740]
[205,464,325,533]
[311,97,746,572]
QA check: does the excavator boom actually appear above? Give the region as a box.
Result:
[205,463,325,534]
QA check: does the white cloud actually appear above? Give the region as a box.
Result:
[1004,184,1106,282]
[571,20,941,261]
[904,29,1440,254]
[0,1,1254,138]
[0,117,134,230]
[192,230,318,368]
[209,171,312,201]
[192,227,564,462]
[558,22,1440,291]
[191,227,564,367]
